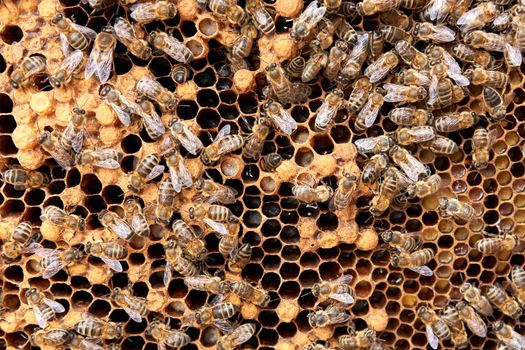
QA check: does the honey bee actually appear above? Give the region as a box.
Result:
[464,67,506,89]
[228,280,270,307]
[292,176,334,204]
[85,241,127,272]
[422,135,459,155]
[367,30,385,62]
[347,77,372,115]
[136,77,178,112]
[485,284,522,319]
[111,286,148,323]
[113,17,151,60]
[264,63,293,104]
[381,229,421,253]
[1,221,41,261]
[246,0,274,34]
[420,0,455,24]
[323,41,348,80]
[187,294,239,331]
[483,86,506,121]
[218,221,240,258]
[2,169,49,191]
[474,231,519,255]
[460,283,493,317]
[364,51,399,84]
[433,111,477,133]
[135,97,166,141]
[356,0,400,16]
[129,1,177,24]
[330,173,357,211]
[122,198,149,238]
[493,321,525,350]
[164,238,199,283]
[312,274,354,305]
[438,197,475,222]
[427,76,455,110]
[447,0,474,24]
[457,2,500,33]
[259,153,283,172]
[387,107,430,126]
[379,25,412,45]
[290,1,327,42]
[354,89,384,132]
[168,118,204,155]
[285,56,306,79]
[355,135,395,155]
[472,127,498,170]
[171,64,192,84]
[407,174,441,198]
[208,0,249,26]
[49,50,85,89]
[314,18,337,50]
[38,131,75,170]
[33,246,84,279]
[382,83,427,104]
[450,43,494,68]
[455,301,487,338]
[314,89,345,131]
[333,17,358,45]
[393,40,428,70]
[25,288,66,328]
[195,178,237,205]
[397,69,431,87]
[340,32,369,80]
[189,204,235,235]
[172,219,207,261]
[302,45,328,83]
[50,12,96,55]
[510,265,525,306]
[417,306,451,350]
[75,149,123,169]
[147,319,191,350]
[128,153,165,193]
[242,117,271,160]
[232,24,258,59]
[156,177,177,225]
[440,305,468,350]
[228,243,252,273]
[41,205,85,232]
[391,248,434,276]
[99,84,142,126]
[164,148,192,193]
[361,154,388,184]
[201,125,244,165]
[74,313,123,339]
[308,303,351,328]
[370,169,398,216]
[339,327,385,350]
[184,275,228,295]
[84,26,116,83]
[389,145,429,182]
[217,323,256,350]
[30,328,73,347]
[395,126,436,146]
[464,30,522,68]
[58,107,88,154]
[148,30,194,63]
[413,22,455,43]
[98,209,134,241]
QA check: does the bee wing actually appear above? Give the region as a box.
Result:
[508,330,525,349]
[179,125,203,155]
[358,99,380,128]
[330,293,355,305]
[84,43,100,80]
[33,306,49,328]
[48,148,75,170]
[105,99,131,126]
[164,262,174,285]
[426,324,439,350]
[141,109,166,134]
[427,76,439,106]
[123,306,143,323]
[71,23,97,40]
[426,0,451,22]
[178,158,193,188]
[430,26,455,42]
[95,158,121,169]
[42,260,66,279]
[169,167,183,193]
[60,34,72,57]
[130,3,157,22]
[203,218,228,235]
[184,275,212,287]
[164,35,193,63]
[409,265,433,276]
[23,242,44,254]
[80,339,105,350]
[493,11,511,26]
[488,128,499,149]
[60,49,85,74]
[383,83,409,103]
[96,43,115,84]
[505,43,522,67]
[300,1,326,23]
[336,274,353,284]
[448,71,470,86]
[100,255,123,272]
[109,218,133,239]
[354,137,378,154]
[43,298,66,313]
[271,108,297,135]
[145,165,165,181]
[215,124,232,142]
[205,186,237,205]
[463,312,487,338]
[230,327,255,346]
[315,102,338,129]
[114,17,135,43]
[456,7,478,26]
[365,57,391,84]
[34,247,58,257]
[214,319,234,334]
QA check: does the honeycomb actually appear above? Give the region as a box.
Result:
[2,0,525,349]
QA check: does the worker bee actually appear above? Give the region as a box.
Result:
[30,328,73,347]
[347,77,372,115]
[464,67,508,89]
[314,89,345,131]
[407,174,441,198]
[438,197,475,222]
[422,135,459,155]
[164,148,192,193]
[129,1,177,24]
[474,231,519,255]
[164,238,199,283]
[123,198,149,238]
[472,127,498,170]
[84,241,127,272]
[188,204,235,235]
[218,221,240,258]
[38,131,75,170]
[84,26,116,83]
[420,0,455,24]
[292,175,334,204]
[493,321,525,350]
[228,280,270,307]
[201,125,244,165]
[395,126,436,146]
[440,305,468,350]
[485,284,522,319]
[1,221,41,261]
[242,117,271,160]
[74,313,123,339]
[455,301,487,338]
[413,22,455,43]
[195,178,237,205]
[113,17,151,60]
[99,84,142,126]
[381,229,421,253]
[290,1,327,42]
[246,0,274,34]
[33,246,84,279]
[232,24,258,59]
[76,149,123,169]
[380,25,412,45]
[172,219,207,261]
[460,283,493,317]
[433,111,478,133]
[382,83,427,104]
[397,69,431,87]
[228,243,252,273]
[370,168,398,216]
[156,177,177,225]
[483,86,506,121]
[128,153,165,193]
[168,118,204,155]
[184,275,228,295]
[323,40,348,80]
[264,63,293,104]
[450,43,494,68]
[135,97,166,141]
[136,77,178,112]
[417,306,451,350]
[447,0,474,24]
[308,303,351,328]
[427,76,456,110]
[148,30,194,63]
[285,56,306,79]
[207,0,249,25]
[391,248,434,276]
[51,13,97,53]
[98,209,134,241]
[387,107,430,126]
[58,107,88,154]
[333,17,357,45]
[389,146,429,182]
[171,64,192,84]
[25,288,66,328]
[464,30,522,67]
[355,135,394,155]
[147,319,191,350]
[340,32,369,80]
[312,274,354,305]
[510,265,525,306]
[364,51,399,84]
[217,323,256,350]
[394,40,427,70]
[40,205,85,232]
[302,44,328,83]
[2,169,49,191]
[187,294,239,331]
[330,172,357,211]
[457,2,500,33]
[356,0,400,16]
[261,100,297,136]
[361,154,388,184]
[339,326,385,350]
[259,153,282,172]
[354,89,384,132]
[111,286,148,323]
[49,50,84,89]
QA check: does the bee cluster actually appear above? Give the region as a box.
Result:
[2,0,525,349]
